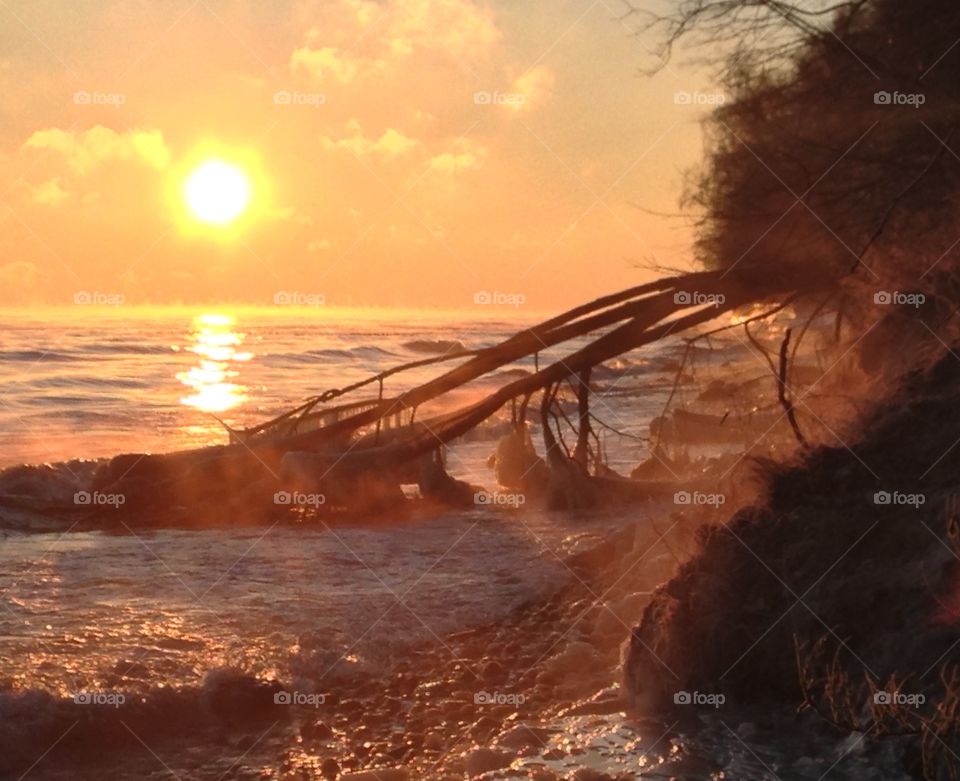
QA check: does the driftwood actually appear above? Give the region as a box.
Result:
[82,270,811,523]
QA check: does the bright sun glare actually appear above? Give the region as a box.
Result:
[183,160,252,226]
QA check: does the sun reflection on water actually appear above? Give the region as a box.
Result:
[177,313,252,412]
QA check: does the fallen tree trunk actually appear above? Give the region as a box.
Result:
[85,273,807,521]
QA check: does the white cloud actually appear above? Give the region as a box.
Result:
[509,65,555,111]
[23,126,171,174]
[429,139,485,173]
[321,122,420,157]
[290,0,501,84]
[291,46,358,83]
[29,177,70,205]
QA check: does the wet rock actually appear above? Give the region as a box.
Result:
[560,689,627,717]
[320,757,340,780]
[463,746,513,777]
[567,770,616,781]
[340,768,408,781]
[112,660,149,679]
[544,641,599,679]
[497,724,554,750]
[339,699,363,716]
[422,711,444,729]
[470,715,502,741]
[201,669,282,724]
[385,744,410,762]
[480,661,508,684]
[530,771,560,781]
[301,720,334,741]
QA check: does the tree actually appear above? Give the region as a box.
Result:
[627,0,960,330]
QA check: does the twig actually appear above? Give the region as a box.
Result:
[778,328,807,446]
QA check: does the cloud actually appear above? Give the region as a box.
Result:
[384,0,500,59]
[321,122,419,157]
[23,126,171,174]
[29,177,70,205]
[429,139,485,173]
[291,46,358,83]
[429,151,477,172]
[290,0,501,84]
[509,65,555,111]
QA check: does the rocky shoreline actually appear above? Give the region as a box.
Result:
[0,517,681,780]
[624,354,960,780]
[0,474,927,780]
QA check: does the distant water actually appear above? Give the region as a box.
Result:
[0,308,675,477]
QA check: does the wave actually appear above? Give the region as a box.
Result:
[304,346,398,360]
[0,669,290,778]
[487,367,532,381]
[82,343,173,355]
[264,345,399,363]
[0,345,172,363]
[0,349,78,363]
[0,460,101,506]
[24,375,149,390]
[402,339,467,354]
[23,408,128,422]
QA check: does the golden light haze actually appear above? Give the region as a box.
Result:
[0,0,721,309]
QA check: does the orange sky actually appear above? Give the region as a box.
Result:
[0,0,723,310]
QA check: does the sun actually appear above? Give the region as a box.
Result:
[183,160,252,226]
[168,145,268,238]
